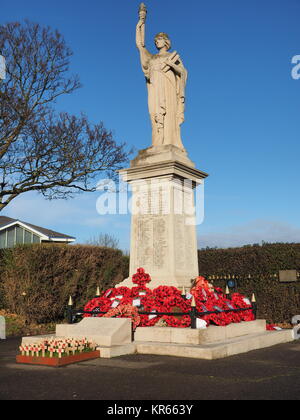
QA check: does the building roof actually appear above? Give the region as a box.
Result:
[0,216,75,242]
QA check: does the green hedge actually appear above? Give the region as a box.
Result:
[198,243,300,324]
[1,242,299,325]
[0,244,129,323]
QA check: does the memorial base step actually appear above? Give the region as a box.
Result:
[97,343,136,358]
[135,329,294,360]
[135,320,267,345]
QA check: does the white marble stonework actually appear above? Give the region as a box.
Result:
[55,318,132,347]
[118,147,208,289]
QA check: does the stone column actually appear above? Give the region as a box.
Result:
[118,145,208,290]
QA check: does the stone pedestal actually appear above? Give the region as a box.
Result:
[119,146,208,289]
[22,318,132,348]
[134,321,294,360]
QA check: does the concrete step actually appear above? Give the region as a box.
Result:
[135,329,294,360]
[97,343,136,359]
[135,320,267,345]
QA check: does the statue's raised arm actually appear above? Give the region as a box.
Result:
[136,3,146,48]
[136,3,152,76]
[136,4,187,149]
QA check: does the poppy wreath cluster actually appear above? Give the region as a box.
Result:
[191,277,254,326]
[266,324,282,331]
[132,267,151,289]
[83,269,254,329]
[103,304,141,330]
[160,295,191,328]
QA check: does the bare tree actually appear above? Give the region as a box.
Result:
[0,21,130,211]
[86,233,119,249]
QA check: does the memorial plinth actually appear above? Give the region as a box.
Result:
[119,145,208,289]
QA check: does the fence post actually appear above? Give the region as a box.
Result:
[251,294,257,319]
[95,287,101,298]
[67,296,74,324]
[190,296,197,329]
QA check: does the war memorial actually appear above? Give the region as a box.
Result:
[16,4,294,366]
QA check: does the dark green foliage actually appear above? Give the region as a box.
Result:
[198,243,300,324]
[0,244,129,323]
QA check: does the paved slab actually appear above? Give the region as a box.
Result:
[0,337,300,401]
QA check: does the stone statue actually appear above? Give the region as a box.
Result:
[136,3,187,149]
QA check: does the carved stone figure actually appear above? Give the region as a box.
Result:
[136,3,187,149]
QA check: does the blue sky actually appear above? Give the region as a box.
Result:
[2,0,300,250]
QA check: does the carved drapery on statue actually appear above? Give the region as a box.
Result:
[146,51,187,148]
[136,4,187,149]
